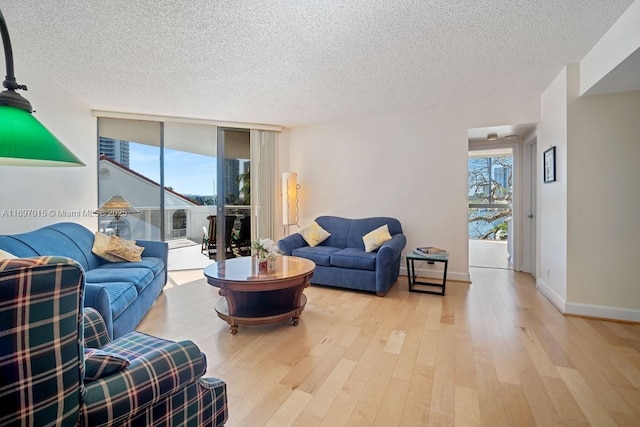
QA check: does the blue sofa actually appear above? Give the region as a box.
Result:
[0,222,167,339]
[278,216,406,296]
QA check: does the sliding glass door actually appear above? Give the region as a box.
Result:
[215,128,251,261]
[98,117,279,270]
[98,119,163,241]
[97,118,254,265]
[163,122,218,248]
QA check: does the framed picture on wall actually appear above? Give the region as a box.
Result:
[543,146,556,183]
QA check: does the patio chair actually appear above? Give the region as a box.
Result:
[225,215,242,258]
[202,215,217,257]
[236,215,252,256]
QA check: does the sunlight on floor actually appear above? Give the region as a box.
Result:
[167,240,213,289]
[469,239,511,269]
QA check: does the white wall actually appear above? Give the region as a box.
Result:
[536,67,569,309]
[288,101,540,282]
[0,57,97,234]
[567,71,640,317]
[538,64,640,322]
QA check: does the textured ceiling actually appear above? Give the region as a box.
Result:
[1,1,635,127]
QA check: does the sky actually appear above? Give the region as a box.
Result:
[129,144,216,196]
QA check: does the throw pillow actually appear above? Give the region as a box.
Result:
[298,221,331,247]
[84,348,130,381]
[0,249,17,260]
[92,232,127,262]
[362,224,392,252]
[105,235,144,262]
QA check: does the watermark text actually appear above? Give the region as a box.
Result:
[0,208,127,218]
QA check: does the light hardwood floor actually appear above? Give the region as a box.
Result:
[137,269,640,426]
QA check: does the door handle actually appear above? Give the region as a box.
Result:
[527,214,534,218]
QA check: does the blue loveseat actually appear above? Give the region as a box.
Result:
[278,216,406,296]
[0,222,167,339]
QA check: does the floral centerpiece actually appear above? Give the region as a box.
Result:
[252,238,281,273]
[252,238,281,262]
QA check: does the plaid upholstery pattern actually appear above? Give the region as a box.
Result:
[83,349,130,381]
[1,257,228,427]
[0,257,84,427]
[124,377,228,426]
[83,307,111,348]
[82,307,228,427]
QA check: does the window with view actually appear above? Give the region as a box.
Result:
[468,152,512,240]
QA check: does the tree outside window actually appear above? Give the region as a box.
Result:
[468,155,512,240]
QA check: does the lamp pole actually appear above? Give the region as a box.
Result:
[0,8,33,112]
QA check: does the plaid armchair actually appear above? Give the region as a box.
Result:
[0,256,228,426]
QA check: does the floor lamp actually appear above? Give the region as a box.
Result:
[96,195,140,237]
[282,172,299,233]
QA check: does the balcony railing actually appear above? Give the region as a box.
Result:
[99,205,251,243]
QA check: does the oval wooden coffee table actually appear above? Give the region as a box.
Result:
[204,256,315,334]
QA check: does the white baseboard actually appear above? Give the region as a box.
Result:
[537,278,640,323]
[564,302,640,323]
[536,278,566,313]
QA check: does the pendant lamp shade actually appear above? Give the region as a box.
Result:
[0,8,84,167]
[0,106,85,166]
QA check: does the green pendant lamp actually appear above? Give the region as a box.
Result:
[0,8,84,166]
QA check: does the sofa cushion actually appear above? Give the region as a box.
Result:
[0,226,98,271]
[292,246,340,267]
[297,221,331,247]
[86,267,154,294]
[45,223,106,270]
[362,224,392,252]
[315,216,350,249]
[0,236,41,258]
[96,257,164,276]
[346,217,403,249]
[330,248,377,271]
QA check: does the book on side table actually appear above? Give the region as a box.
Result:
[415,246,448,257]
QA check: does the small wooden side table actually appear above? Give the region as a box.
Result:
[406,252,449,296]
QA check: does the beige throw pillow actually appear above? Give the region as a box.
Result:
[92,232,144,262]
[298,221,331,247]
[105,236,144,262]
[92,232,126,262]
[0,249,17,260]
[362,224,392,252]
